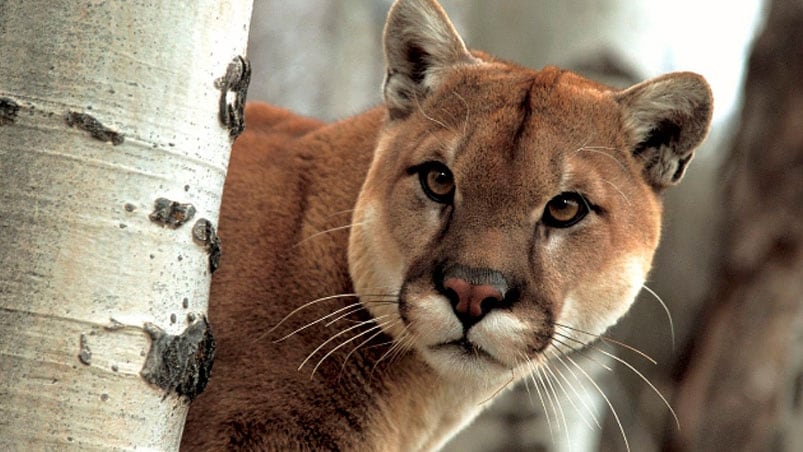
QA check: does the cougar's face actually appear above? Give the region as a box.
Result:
[349,66,663,383]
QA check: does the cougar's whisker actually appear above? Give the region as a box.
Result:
[293,222,367,248]
[518,356,537,410]
[452,91,471,136]
[338,323,394,380]
[549,334,615,372]
[542,363,570,448]
[268,293,359,334]
[599,336,657,365]
[477,370,516,406]
[554,323,658,365]
[358,337,397,352]
[298,315,390,372]
[268,290,398,341]
[566,354,630,452]
[533,364,559,445]
[386,329,416,368]
[574,145,629,174]
[550,331,585,350]
[371,329,410,375]
[523,357,554,444]
[324,303,371,327]
[641,284,676,351]
[326,208,355,218]
[549,351,602,430]
[594,348,680,430]
[601,178,633,206]
[273,301,366,343]
[542,356,596,432]
[311,319,395,379]
[525,359,555,443]
[415,95,453,133]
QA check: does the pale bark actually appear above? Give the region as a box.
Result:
[0,1,253,449]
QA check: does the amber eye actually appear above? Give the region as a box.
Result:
[416,162,455,204]
[542,192,589,228]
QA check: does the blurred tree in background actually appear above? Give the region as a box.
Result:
[669,0,803,450]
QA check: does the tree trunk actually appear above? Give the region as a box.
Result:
[669,0,803,450]
[0,1,253,449]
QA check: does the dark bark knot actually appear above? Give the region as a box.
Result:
[215,55,251,139]
[0,97,20,126]
[140,315,216,401]
[64,111,124,145]
[192,218,221,274]
[149,198,196,229]
[78,333,92,365]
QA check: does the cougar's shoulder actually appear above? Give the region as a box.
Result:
[182,104,388,450]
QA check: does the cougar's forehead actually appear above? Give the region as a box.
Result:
[373,64,662,259]
[424,68,649,214]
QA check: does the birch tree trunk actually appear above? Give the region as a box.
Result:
[0,1,253,449]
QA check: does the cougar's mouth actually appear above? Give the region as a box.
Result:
[432,337,507,368]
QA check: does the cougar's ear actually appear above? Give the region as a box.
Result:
[383,0,478,119]
[616,72,713,190]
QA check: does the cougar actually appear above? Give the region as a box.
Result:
[182,0,713,449]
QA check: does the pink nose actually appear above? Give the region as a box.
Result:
[443,277,504,320]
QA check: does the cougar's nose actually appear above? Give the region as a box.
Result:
[440,265,509,329]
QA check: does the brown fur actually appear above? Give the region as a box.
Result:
[182,0,712,449]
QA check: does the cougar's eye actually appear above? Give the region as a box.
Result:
[415,162,455,204]
[542,192,589,228]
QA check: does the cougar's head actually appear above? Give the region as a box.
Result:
[348,0,712,384]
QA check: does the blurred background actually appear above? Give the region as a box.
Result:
[244,1,802,450]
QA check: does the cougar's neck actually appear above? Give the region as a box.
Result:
[363,358,504,450]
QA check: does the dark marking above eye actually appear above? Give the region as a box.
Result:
[512,78,535,147]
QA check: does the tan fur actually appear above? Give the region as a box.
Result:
[182,0,712,449]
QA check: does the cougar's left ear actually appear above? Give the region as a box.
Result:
[616,72,713,190]
[383,0,478,119]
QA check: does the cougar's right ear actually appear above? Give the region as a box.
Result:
[383,0,478,119]
[616,72,713,191]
